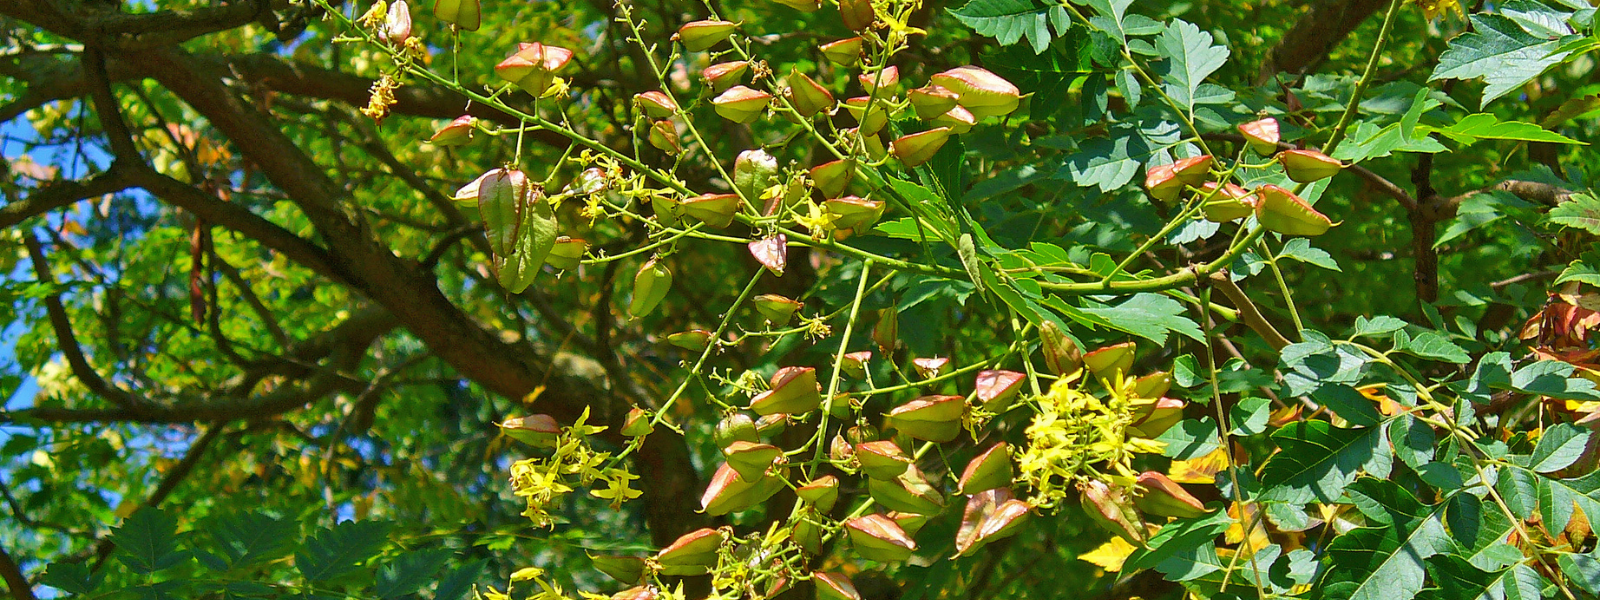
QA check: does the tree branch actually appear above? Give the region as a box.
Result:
[0,164,138,228]
[22,234,142,410]
[0,538,35,600]
[1257,0,1389,83]
[1209,271,1293,351]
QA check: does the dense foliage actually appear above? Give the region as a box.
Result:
[3,0,1600,598]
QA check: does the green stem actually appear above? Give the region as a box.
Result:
[1321,0,1404,157]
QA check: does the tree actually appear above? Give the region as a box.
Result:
[2,0,1599,598]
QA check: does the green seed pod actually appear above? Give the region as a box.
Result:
[428,115,476,146]
[930,66,1021,119]
[956,490,1031,556]
[629,258,672,318]
[500,414,560,447]
[655,527,723,571]
[681,193,741,228]
[612,586,657,600]
[911,357,949,379]
[891,127,952,168]
[788,70,835,118]
[857,65,899,95]
[701,61,750,94]
[734,149,778,202]
[495,43,574,97]
[809,159,857,199]
[814,572,862,600]
[846,423,879,445]
[755,413,787,437]
[855,440,912,480]
[753,294,802,324]
[908,85,959,120]
[1078,479,1145,543]
[1198,182,1256,223]
[677,20,738,52]
[479,168,557,293]
[885,395,966,442]
[830,433,855,463]
[793,519,822,555]
[796,475,840,513]
[589,554,646,584]
[1134,471,1209,518]
[1277,149,1343,183]
[722,440,782,480]
[842,97,888,136]
[872,306,898,354]
[839,0,875,30]
[647,120,680,155]
[820,37,864,67]
[773,0,820,11]
[651,195,682,227]
[547,236,587,271]
[1082,341,1135,379]
[1171,155,1214,187]
[1132,371,1172,399]
[1255,184,1333,236]
[634,91,678,119]
[1238,117,1280,155]
[749,366,823,415]
[841,350,872,379]
[620,407,654,437]
[973,369,1025,412]
[823,196,885,234]
[714,413,760,447]
[844,514,916,562]
[867,466,945,515]
[434,0,480,30]
[666,329,713,351]
[890,511,930,536]
[699,463,784,516]
[933,105,976,134]
[711,85,771,123]
[1128,397,1185,439]
[957,442,1013,495]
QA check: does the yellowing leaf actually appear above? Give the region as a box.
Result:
[1169,447,1228,484]
[1078,536,1138,572]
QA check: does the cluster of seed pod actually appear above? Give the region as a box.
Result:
[1144,117,1344,237]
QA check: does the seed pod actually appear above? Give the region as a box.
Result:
[634,91,679,118]
[858,65,899,94]
[814,572,862,600]
[842,97,889,135]
[873,306,898,354]
[1082,342,1135,379]
[912,357,949,379]
[714,413,760,447]
[434,0,480,30]
[1254,184,1332,236]
[933,105,976,134]
[677,20,737,52]
[723,440,782,480]
[749,366,823,415]
[796,475,840,513]
[1038,320,1082,376]
[753,294,803,323]
[1134,471,1209,518]
[657,528,723,572]
[629,258,672,318]
[891,127,952,168]
[1238,117,1280,155]
[793,519,822,555]
[1277,149,1344,183]
[680,193,741,228]
[711,85,771,124]
[890,511,930,536]
[841,351,873,379]
[868,466,945,515]
[958,442,1013,495]
[839,0,875,30]
[647,120,680,155]
[787,70,835,118]
[700,463,785,516]
[428,115,476,146]
[846,423,879,445]
[1198,182,1255,223]
[754,413,787,437]
[773,0,821,11]
[701,60,750,93]
[495,43,574,97]
[547,236,587,271]
[974,370,1026,412]
[930,66,1021,119]
[845,514,917,562]
[666,329,713,351]
[1132,371,1172,399]
[856,440,912,480]
[1128,397,1185,438]
[830,433,856,463]
[589,554,646,584]
[956,489,1031,556]
[886,395,966,442]
[500,414,560,447]
[479,168,557,294]
[734,149,779,202]
[909,85,959,120]
[1143,162,1184,203]
[621,407,655,437]
[823,196,885,233]
[810,159,857,199]
[651,195,683,226]
[1171,155,1214,187]
[820,37,865,67]
[612,586,657,600]
[1077,479,1144,543]
[859,129,888,162]
[748,234,787,275]
[451,170,494,204]
[383,0,412,43]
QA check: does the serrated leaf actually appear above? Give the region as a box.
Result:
[1074,0,1135,44]
[1399,331,1470,364]
[112,507,186,575]
[1556,257,1600,286]
[1559,553,1600,595]
[1156,417,1219,460]
[1547,193,1600,235]
[1320,482,1453,600]
[41,561,102,594]
[1258,421,1386,503]
[1351,315,1408,339]
[434,559,487,600]
[1424,113,1584,145]
[203,513,298,568]
[376,549,455,599]
[1429,14,1571,108]
[1426,556,1545,600]
[1532,468,1600,533]
[949,0,1069,54]
[1153,19,1229,116]
[1076,293,1203,345]
[1277,238,1341,271]
[1229,396,1270,436]
[294,520,392,583]
[1529,423,1590,473]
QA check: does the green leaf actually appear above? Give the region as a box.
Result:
[1157,417,1219,460]
[1387,416,1435,469]
[1559,553,1600,595]
[112,507,186,575]
[1429,14,1571,108]
[1320,481,1454,600]
[1528,423,1590,473]
[1510,360,1600,400]
[202,512,299,568]
[1424,113,1584,145]
[1258,421,1387,503]
[294,520,392,583]
[1398,331,1470,364]
[1277,238,1341,271]
[41,561,102,595]
[1153,19,1230,116]
[1124,509,1232,573]
[1534,468,1600,533]
[376,549,455,599]
[1351,315,1407,339]
[949,0,1069,54]
[1555,255,1600,286]
[1229,396,1270,436]
[1073,0,1135,44]
[1075,293,1203,345]
[1312,384,1382,427]
[1547,193,1600,235]
[1425,556,1545,600]
[433,559,488,600]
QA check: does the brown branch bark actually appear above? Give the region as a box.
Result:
[22,234,142,410]
[0,162,138,228]
[1209,271,1293,351]
[0,539,35,600]
[1257,0,1390,83]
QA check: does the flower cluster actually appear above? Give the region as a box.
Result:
[1017,374,1169,508]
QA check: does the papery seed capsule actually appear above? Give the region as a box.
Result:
[839,0,875,30]
[858,65,899,95]
[810,159,856,199]
[621,407,655,437]
[1254,184,1332,236]
[886,395,965,442]
[830,433,856,463]
[891,511,930,536]
[479,168,556,294]
[842,97,889,136]
[753,294,803,323]
[891,127,951,168]
[666,329,713,351]
[612,586,658,600]
[1134,471,1209,518]
[434,0,480,30]
[647,119,680,154]
[714,413,759,447]
[856,440,912,480]
[873,306,898,353]
[749,366,823,415]
[700,463,784,516]
[677,20,738,52]
[495,42,574,97]
[1132,371,1172,399]
[723,440,782,480]
[956,492,1031,556]
[651,195,683,226]
[814,572,862,600]
[748,234,787,275]
[868,466,945,515]
[933,105,976,134]
[1239,117,1280,155]
[383,0,412,43]
[973,369,1025,412]
[820,37,865,67]
[1198,182,1255,223]
[930,66,1021,119]
[701,60,750,94]
[1277,149,1344,183]
[1038,320,1081,376]
[1171,155,1213,187]
[629,258,672,317]
[501,414,560,447]
[680,193,741,228]
[589,555,646,584]
[1083,342,1136,379]
[797,476,840,512]
[909,85,959,120]
[787,70,834,118]
[656,528,723,571]
[841,351,872,378]
[823,196,885,233]
[634,91,678,118]
[1078,479,1144,543]
[711,85,771,124]
[958,443,1013,495]
[754,413,786,436]
[844,514,917,562]
[734,149,778,202]
[546,236,587,270]
[1128,397,1185,438]
[428,115,476,146]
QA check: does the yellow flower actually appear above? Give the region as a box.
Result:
[590,468,642,509]
[1413,0,1464,20]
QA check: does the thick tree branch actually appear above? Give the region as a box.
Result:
[1209,271,1293,351]
[0,539,35,600]
[0,0,269,51]
[0,163,138,228]
[23,235,142,410]
[1257,0,1389,83]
